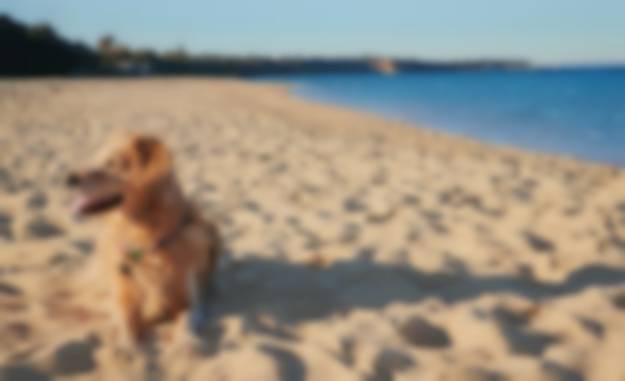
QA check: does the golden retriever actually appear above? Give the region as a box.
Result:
[67,134,220,344]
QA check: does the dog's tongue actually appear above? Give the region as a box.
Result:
[70,191,123,216]
[70,194,91,216]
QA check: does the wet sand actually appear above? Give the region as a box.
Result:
[1,78,625,380]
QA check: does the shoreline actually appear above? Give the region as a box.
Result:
[1,78,625,380]
[263,78,620,171]
[260,70,625,168]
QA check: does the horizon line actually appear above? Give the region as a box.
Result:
[3,12,625,69]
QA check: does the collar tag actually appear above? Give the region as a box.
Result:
[127,248,144,262]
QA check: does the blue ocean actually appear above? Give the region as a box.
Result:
[264,68,625,166]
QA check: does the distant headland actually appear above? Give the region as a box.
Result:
[0,14,530,77]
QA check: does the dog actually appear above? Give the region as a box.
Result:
[67,133,220,344]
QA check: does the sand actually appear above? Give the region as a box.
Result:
[0,78,625,381]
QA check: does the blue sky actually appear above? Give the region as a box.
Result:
[2,0,624,64]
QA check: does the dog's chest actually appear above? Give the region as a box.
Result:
[117,245,175,284]
[106,223,173,278]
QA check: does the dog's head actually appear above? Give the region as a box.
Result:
[67,134,173,217]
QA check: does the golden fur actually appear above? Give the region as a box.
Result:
[67,134,219,342]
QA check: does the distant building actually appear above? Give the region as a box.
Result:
[371,58,397,75]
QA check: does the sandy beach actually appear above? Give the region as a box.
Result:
[1,78,625,381]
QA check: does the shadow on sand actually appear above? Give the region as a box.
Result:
[210,253,625,325]
[185,253,625,379]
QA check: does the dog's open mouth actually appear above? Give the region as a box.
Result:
[72,191,123,216]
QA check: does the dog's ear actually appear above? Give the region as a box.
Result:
[134,135,161,167]
[131,135,172,182]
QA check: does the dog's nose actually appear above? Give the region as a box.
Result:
[66,173,82,187]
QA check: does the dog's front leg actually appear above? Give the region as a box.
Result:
[115,272,146,345]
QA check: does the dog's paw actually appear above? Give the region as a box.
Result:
[163,316,207,359]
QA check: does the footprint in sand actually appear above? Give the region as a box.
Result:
[0,281,22,297]
[4,322,31,340]
[71,239,94,256]
[337,337,356,367]
[51,336,100,376]
[523,230,556,254]
[258,344,305,381]
[26,215,64,239]
[541,361,584,381]
[368,348,415,381]
[0,166,11,185]
[26,190,48,210]
[611,291,625,310]
[421,210,449,235]
[576,316,604,339]
[339,223,361,244]
[398,316,452,349]
[402,193,420,206]
[512,178,538,203]
[0,212,14,241]
[343,197,366,213]
[492,304,560,356]
[48,251,71,266]
[0,365,50,381]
